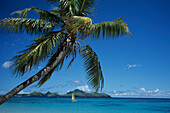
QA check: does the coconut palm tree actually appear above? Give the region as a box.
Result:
[0,0,131,105]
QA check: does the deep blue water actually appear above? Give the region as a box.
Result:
[0,97,170,113]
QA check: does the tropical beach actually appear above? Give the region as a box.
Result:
[1,0,170,112]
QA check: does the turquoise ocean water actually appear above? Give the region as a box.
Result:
[0,97,170,113]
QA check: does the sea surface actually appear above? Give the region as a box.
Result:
[0,97,170,113]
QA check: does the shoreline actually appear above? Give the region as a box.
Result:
[11,96,170,100]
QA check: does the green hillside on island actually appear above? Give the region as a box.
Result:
[17,89,111,98]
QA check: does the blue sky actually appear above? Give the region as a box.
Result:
[0,0,170,98]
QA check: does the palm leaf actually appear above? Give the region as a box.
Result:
[47,0,62,4]
[77,0,95,16]
[66,41,81,69]
[47,0,95,16]
[0,18,56,35]
[12,32,64,76]
[58,0,79,16]
[81,45,104,92]
[11,7,62,23]
[64,16,92,37]
[90,17,132,39]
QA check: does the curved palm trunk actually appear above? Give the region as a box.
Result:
[0,38,73,105]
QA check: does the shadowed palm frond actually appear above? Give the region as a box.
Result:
[48,0,95,16]
[0,18,56,35]
[12,32,64,76]
[77,0,95,16]
[66,41,81,69]
[47,0,61,4]
[81,45,104,92]
[11,7,62,23]
[90,16,132,39]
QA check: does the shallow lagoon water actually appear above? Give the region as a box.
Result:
[0,97,170,113]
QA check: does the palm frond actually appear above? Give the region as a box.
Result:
[64,16,92,36]
[81,45,104,92]
[77,0,95,16]
[11,7,62,23]
[47,0,95,16]
[58,0,79,16]
[11,8,31,17]
[90,17,132,39]
[12,32,64,76]
[50,7,61,15]
[0,18,56,35]
[66,41,81,69]
[47,0,61,4]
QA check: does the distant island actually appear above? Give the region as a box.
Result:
[16,89,111,98]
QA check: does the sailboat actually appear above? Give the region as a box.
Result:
[72,93,76,102]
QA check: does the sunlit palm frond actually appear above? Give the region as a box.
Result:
[58,0,79,16]
[81,45,104,92]
[11,7,62,23]
[0,18,56,35]
[12,32,64,76]
[11,8,31,18]
[64,16,92,37]
[90,16,132,39]
[50,7,61,15]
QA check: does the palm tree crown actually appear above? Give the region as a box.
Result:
[0,0,131,93]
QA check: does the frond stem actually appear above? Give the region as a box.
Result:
[76,38,89,46]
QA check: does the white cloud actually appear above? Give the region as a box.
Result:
[69,80,82,84]
[110,88,169,97]
[2,61,13,68]
[126,64,142,69]
[18,90,30,94]
[68,80,83,86]
[115,93,128,96]
[77,85,91,92]
[141,88,160,93]
[72,80,82,83]
[127,64,137,69]
[140,88,146,92]
[0,91,5,94]
[111,90,135,96]
[113,90,117,93]
[155,88,159,93]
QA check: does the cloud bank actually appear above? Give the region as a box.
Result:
[110,88,170,97]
